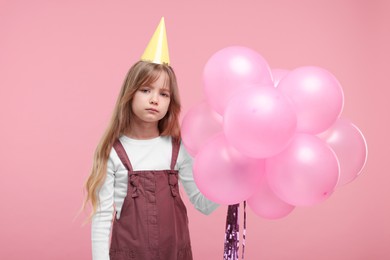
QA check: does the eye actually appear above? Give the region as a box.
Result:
[160,92,170,98]
[139,87,150,93]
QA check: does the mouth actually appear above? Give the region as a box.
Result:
[146,108,159,113]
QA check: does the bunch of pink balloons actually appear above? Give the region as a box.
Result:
[181,46,367,220]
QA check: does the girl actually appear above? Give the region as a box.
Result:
[84,18,218,260]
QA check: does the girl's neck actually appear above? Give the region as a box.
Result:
[125,121,160,140]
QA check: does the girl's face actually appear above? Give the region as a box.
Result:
[131,71,171,125]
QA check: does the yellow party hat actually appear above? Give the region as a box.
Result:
[141,17,170,65]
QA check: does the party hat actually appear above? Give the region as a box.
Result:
[141,17,170,65]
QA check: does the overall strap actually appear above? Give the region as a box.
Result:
[170,138,180,170]
[113,139,133,172]
[168,138,180,197]
[113,139,139,198]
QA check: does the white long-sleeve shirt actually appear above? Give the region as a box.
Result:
[91,135,219,260]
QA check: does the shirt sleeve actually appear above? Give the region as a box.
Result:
[91,151,116,260]
[178,142,219,215]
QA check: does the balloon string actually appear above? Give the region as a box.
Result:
[223,202,247,260]
[224,204,239,260]
[242,201,246,260]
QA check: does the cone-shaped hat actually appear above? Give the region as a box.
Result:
[141,17,170,65]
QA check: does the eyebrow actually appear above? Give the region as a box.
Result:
[140,84,171,94]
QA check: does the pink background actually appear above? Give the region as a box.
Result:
[1,0,389,259]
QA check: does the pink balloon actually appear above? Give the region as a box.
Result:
[271,68,289,87]
[318,119,368,186]
[277,66,344,134]
[223,86,297,158]
[181,101,223,156]
[193,133,264,205]
[203,46,273,115]
[266,134,340,206]
[248,174,295,219]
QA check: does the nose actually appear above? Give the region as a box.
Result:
[149,94,158,105]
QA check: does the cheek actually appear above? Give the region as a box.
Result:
[161,100,171,115]
[132,94,144,107]
[130,99,137,111]
[166,100,171,111]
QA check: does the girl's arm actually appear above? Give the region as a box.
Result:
[91,150,118,260]
[91,148,128,260]
[178,142,219,215]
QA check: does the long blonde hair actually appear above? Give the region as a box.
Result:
[83,61,181,217]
